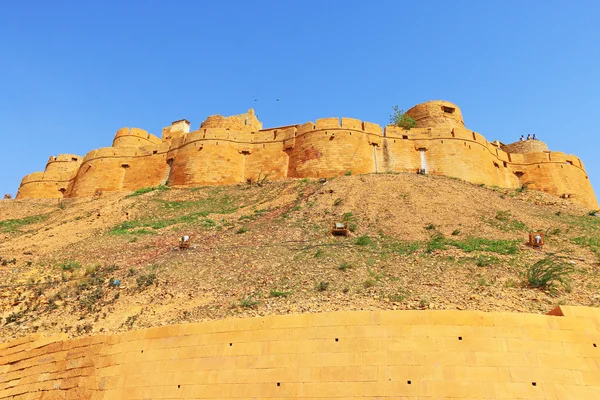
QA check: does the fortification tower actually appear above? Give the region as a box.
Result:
[16,154,83,199]
[405,100,465,128]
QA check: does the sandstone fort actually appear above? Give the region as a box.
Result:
[16,100,598,208]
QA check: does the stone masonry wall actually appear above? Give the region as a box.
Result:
[1,306,600,399]
[15,103,599,208]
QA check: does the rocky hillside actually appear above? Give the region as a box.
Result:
[1,173,599,341]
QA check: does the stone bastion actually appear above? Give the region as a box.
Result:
[15,101,598,209]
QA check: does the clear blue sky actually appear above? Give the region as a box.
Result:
[1,1,599,202]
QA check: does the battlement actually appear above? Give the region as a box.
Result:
[113,127,162,147]
[45,154,83,173]
[14,101,598,208]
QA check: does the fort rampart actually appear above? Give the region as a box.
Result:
[1,306,599,399]
[16,101,598,208]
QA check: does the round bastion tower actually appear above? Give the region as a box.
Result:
[404,100,465,128]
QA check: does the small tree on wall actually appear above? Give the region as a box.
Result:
[389,105,416,129]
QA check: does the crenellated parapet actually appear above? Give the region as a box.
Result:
[113,127,162,148]
[15,102,598,208]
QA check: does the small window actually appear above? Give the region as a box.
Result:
[442,106,455,114]
[71,157,78,162]
[503,161,508,168]
[402,135,408,139]
[153,150,157,155]
[566,160,573,165]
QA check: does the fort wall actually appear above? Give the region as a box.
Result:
[287,118,382,177]
[2,306,600,399]
[15,102,598,208]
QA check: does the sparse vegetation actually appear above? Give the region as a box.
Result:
[526,258,576,289]
[476,255,499,267]
[317,281,329,291]
[270,289,291,298]
[427,233,519,255]
[338,262,352,271]
[355,235,374,246]
[342,212,358,232]
[127,185,171,198]
[240,297,259,308]
[0,214,48,233]
[489,210,527,232]
[58,260,82,271]
[136,273,156,289]
[363,279,376,288]
[384,240,420,255]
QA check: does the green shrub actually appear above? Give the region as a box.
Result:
[389,105,416,129]
[136,273,156,288]
[355,235,374,246]
[451,229,461,236]
[317,281,329,291]
[426,232,447,253]
[344,171,352,176]
[58,261,81,271]
[269,289,291,298]
[236,227,248,234]
[338,262,352,271]
[240,297,259,308]
[80,287,104,312]
[526,258,575,289]
[4,311,24,325]
[388,292,406,303]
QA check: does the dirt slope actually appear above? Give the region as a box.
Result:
[1,173,599,341]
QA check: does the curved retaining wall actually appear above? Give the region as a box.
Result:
[1,306,599,399]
